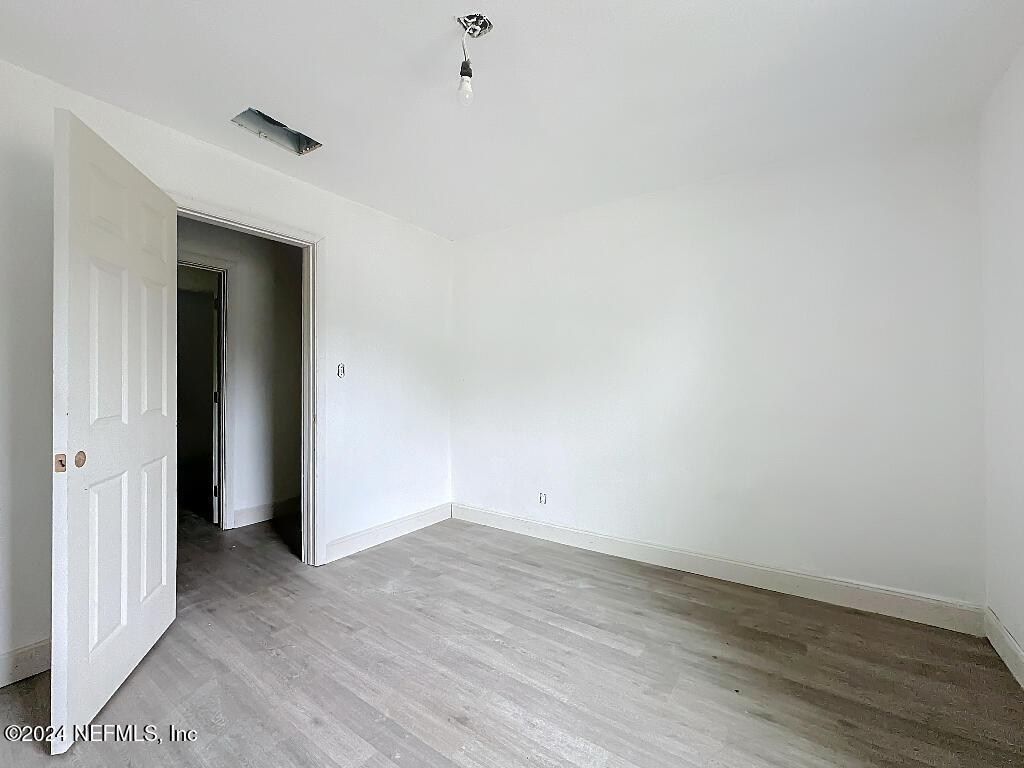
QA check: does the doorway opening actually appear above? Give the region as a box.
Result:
[176,215,306,559]
[176,263,224,525]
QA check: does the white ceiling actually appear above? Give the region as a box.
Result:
[2,1,1024,239]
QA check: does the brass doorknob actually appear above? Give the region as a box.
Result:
[74,450,87,468]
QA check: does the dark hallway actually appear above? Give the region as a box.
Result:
[177,265,220,524]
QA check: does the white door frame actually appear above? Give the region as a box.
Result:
[173,199,326,566]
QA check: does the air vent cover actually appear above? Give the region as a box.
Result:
[231,108,322,156]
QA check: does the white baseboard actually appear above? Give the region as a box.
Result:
[452,504,985,636]
[232,496,300,529]
[324,503,452,564]
[1,639,50,689]
[986,608,1024,690]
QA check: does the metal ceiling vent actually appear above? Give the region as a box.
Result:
[231,108,322,156]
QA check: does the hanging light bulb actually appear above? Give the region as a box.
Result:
[457,59,474,107]
[454,15,492,108]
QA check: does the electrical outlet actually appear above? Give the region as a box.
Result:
[538,492,547,504]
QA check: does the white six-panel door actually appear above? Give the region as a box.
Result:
[52,110,177,754]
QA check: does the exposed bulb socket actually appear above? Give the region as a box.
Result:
[457,59,474,106]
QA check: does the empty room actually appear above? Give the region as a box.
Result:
[1,2,1023,766]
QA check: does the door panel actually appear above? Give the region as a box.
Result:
[52,110,177,754]
[141,279,168,416]
[141,456,168,601]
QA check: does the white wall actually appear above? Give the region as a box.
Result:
[981,45,1024,652]
[0,59,452,666]
[452,122,986,607]
[178,218,303,519]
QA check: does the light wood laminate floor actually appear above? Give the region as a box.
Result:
[2,515,1022,767]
